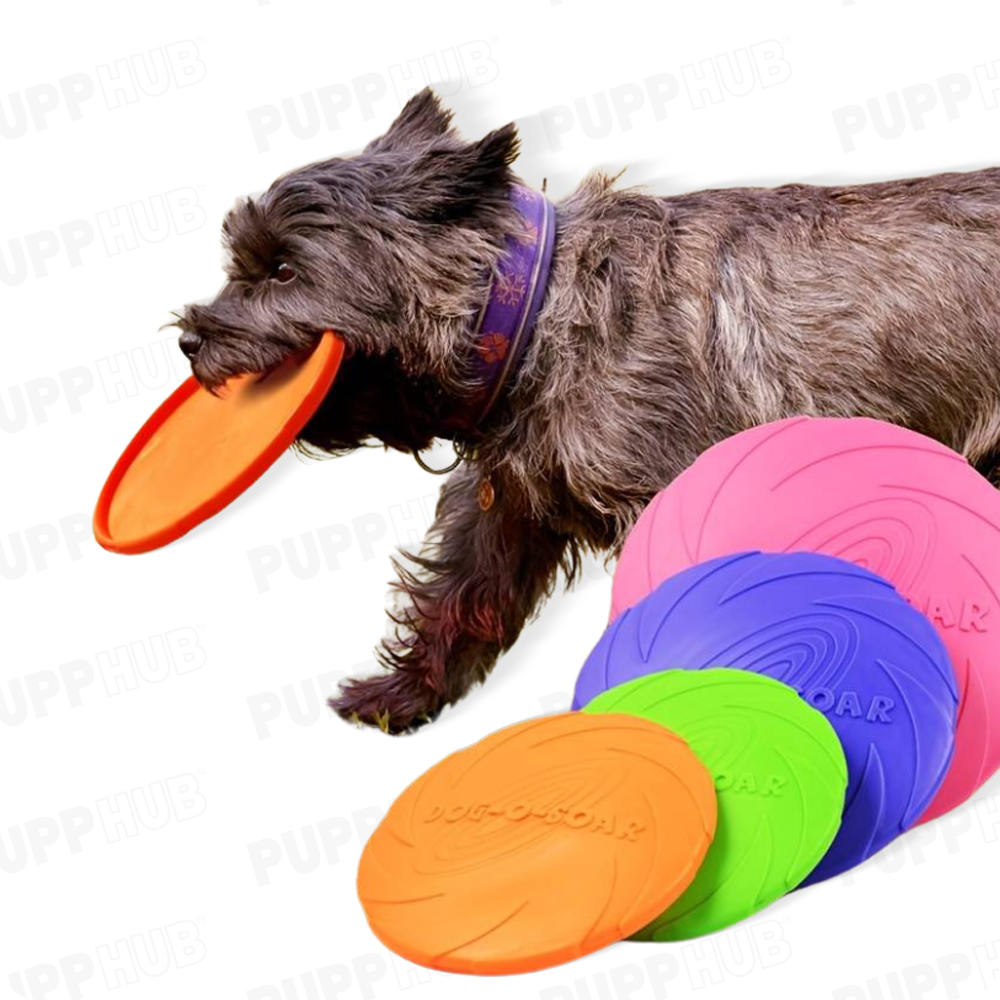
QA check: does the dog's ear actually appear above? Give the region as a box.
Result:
[366,88,454,153]
[378,122,520,224]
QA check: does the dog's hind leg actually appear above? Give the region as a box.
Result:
[329,463,577,734]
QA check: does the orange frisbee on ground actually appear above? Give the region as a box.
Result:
[357,713,717,975]
[94,332,344,554]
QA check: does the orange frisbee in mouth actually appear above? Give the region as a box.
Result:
[94,331,344,554]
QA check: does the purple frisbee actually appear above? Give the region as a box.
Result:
[574,551,958,884]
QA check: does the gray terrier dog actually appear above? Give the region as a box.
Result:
[174,88,1000,733]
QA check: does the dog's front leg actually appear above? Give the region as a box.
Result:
[329,463,573,733]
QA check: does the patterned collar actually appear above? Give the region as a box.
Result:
[450,184,556,431]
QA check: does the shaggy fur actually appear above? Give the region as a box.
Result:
[173,88,1000,733]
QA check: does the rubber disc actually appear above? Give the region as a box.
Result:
[356,713,717,975]
[611,416,1000,823]
[576,551,958,885]
[584,669,847,939]
[93,332,344,554]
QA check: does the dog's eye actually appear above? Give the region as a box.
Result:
[273,262,296,284]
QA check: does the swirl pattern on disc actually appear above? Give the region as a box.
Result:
[357,713,717,975]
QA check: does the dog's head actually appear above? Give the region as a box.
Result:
[171,89,521,454]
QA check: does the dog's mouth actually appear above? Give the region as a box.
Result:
[187,330,330,394]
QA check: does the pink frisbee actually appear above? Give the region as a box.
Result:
[612,416,1000,823]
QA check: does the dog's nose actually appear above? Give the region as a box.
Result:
[179,330,204,358]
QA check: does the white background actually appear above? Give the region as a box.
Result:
[3,1,1000,998]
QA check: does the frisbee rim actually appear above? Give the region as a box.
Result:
[93,331,344,554]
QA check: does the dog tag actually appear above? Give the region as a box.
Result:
[478,478,495,511]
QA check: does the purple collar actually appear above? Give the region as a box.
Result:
[452,184,556,431]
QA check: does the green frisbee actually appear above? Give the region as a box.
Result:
[583,668,847,940]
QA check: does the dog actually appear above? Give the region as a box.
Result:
[174,87,1000,734]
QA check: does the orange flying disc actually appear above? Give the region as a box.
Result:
[357,713,717,975]
[93,332,344,554]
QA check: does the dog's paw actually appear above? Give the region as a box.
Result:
[329,672,442,735]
